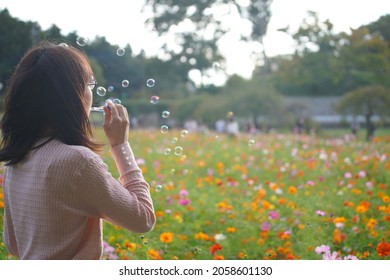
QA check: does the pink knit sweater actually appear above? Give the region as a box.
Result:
[2,137,155,259]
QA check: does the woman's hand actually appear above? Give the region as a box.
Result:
[103,100,129,147]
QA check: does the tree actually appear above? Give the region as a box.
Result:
[336,85,390,141]
[272,12,344,96]
[0,9,34,91]
[143,0,273,85]
[366,14,390,46]
[240,0,273,73]
[338,27,390,92]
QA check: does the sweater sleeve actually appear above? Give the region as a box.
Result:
[73,143,156,233]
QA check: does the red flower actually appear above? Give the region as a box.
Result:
[210,243,222,255]
[376,241,390,257]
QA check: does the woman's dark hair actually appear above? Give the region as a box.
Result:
[0,41,102,165]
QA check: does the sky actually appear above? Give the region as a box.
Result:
[1,0,390,80]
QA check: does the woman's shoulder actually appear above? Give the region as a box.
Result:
[46,138,102,165]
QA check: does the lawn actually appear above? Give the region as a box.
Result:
[1,128,390,260]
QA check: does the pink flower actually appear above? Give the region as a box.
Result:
[315,210,326,216]
[260,222,271,231]
[179,198,190,206]
[344,172,352,179]
[344,255,359,260]
[306,180,315,186]
[315,245,330,255]
[179,189,189,197]
[358,171,366,178]
[323,251,341,260]
[268,211,279,220]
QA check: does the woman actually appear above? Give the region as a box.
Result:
[0,41,155,259]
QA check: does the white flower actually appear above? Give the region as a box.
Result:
[214,233,226,242]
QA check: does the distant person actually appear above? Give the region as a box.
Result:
[351,121,359,138]
[0,41,155,259]
[215,119,226,133]
[294,117,304,134]
[246,119,257,134]
[226,116,239,138]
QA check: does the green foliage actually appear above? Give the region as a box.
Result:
[272,12,390,97]
[0,9,34,86]
[336,85,390,118]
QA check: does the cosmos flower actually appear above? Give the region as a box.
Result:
[323,251,341,260]
[268,211,279,220]
[160,232,174,243]
[315,210,326,216]
[315,245,330,255]
[260,222,271,231]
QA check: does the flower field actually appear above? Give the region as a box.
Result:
[1,129,390,260]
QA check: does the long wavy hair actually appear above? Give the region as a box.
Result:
[0,41,102,165]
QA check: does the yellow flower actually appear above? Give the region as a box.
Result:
[195,232,210,241]
[160,232,174,243]
[366,218,377,230]
[333,217,346,224]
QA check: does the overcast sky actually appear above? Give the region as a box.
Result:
[1,0,389,79]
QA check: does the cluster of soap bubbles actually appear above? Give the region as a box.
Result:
[76,37,249,193]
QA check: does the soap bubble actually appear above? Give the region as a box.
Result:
[155,184,163,192]
[180,130,188,137]
[122,80,129,88]
[76,37,88,46]
[107,85,114,92]
[162,111,170,118]
[146,79,155,87]
[174,146,183,156]
[96,86,107,97]
[164,148,171,156]
[112,98,121,104]
[172,137,178,144]
[116,48,125,56]
[248,139,255,147]
[212,62,221,70]
[59,43,68,47]
[160,125,169,133]
[227,111,234,118]
[150,95,160,104]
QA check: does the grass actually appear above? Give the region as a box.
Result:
[1,128,390,260]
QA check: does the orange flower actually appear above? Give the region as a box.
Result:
[155,210,164,218]
[147,249,162,260]
[366,218,377,231]
[288,186,297,195]
[285,253,295,260]
[333,228,346,244]
[376,241,390,257]
[226,227,236,233]
[237,251,247,259]
[124,242,137,252]
[160,232,174,243]
[214,254,225,260]
[278,198,286,205]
